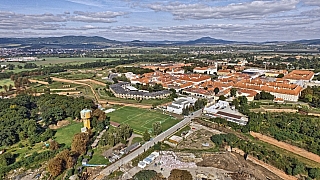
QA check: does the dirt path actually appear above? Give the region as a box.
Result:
[51,77,152,109]
[127,133,143,146]
[99,100,152,109]
[51,77,99,101]
[76,79,106,86]
[248,155,297,180]
[29,79,49,85]
[250,131,320,164]
[230,148,297,180]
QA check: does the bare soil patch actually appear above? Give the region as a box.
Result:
[49,120,70,129]
[197,152,280,180]
[177,129,215,150]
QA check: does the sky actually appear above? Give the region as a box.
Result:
[0,0,319,42]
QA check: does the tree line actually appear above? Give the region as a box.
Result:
[0,94,94,146]
[211,133,320,179]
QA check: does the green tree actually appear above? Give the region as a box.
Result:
[168,169,192,180]
[308,168,320,179]
[71,133,89,155]
[238,96,248,105]
[143,130,151,141]
[133,170,160,180]
[47,157,63,177]
[219,95,226,101]
[152,122,162,136]
[277,73,284,78]
[214,87,219,95]
[230,88,237,97]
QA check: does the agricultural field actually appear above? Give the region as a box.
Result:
[107,106,179,134]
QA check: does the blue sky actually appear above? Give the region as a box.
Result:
[0,0,319,41]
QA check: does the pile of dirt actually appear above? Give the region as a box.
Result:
[197,152,280,180]
[229,171,252,180]
[49,120,70,129]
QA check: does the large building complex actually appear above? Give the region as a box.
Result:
[108,63,314,103]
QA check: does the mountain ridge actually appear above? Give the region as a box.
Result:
[0,36,319,48]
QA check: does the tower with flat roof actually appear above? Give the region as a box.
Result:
[80,109,92,130]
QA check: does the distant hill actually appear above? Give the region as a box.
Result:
[293,39,320,45]
[182,37,237,45]
[0,36,121,49]
[0,36,319,48]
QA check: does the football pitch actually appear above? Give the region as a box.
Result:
[107,106,179,135]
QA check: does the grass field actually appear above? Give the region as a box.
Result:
[0,79,13,92]
[54,121,83,147]
[107,106,179,134]
[89,146,110,165]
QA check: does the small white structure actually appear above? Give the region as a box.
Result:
[104,108,115,114]
[81,127,88,133]
[138,161,146,168]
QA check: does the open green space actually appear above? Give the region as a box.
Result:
[131,137,143,144]
[88,146,110,165]
[54,121,83,147]
[107,106,179,134]
[0,79,13,91]
[5,141,48,162]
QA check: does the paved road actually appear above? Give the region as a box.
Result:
[97,109,203,179]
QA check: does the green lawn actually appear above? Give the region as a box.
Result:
[0,79,13,92]
[54,121,83,147]
[132,137,143,144]
[88,146,110,165]
[107,106,179,134]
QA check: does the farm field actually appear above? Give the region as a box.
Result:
[107,106,179,134]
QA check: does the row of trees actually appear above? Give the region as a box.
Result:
[99,124,133,147]
[211,133,320,178]
[254,90,274,100]
[247,112,320,155]
[182,98,207,116]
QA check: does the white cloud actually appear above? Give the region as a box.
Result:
[303,0,320,6]
[148,0,299,20]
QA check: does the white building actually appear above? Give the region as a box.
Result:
[193,65,217,75]
[204,101,248,125]
[167,97,197,114]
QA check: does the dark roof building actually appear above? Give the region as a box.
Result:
[110,82,171,100]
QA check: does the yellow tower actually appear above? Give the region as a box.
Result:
[80,109,92,130]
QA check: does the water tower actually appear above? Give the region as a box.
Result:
[80,109,92,130]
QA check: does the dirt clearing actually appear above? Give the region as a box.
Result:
[197,152,281,180]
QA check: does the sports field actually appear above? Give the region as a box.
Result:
[107,106,179,135]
